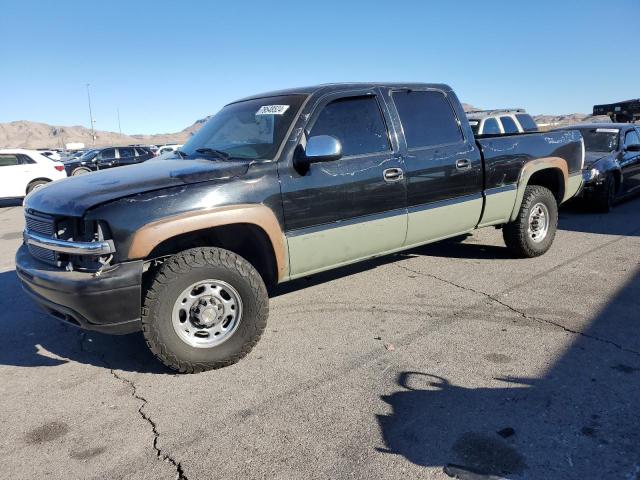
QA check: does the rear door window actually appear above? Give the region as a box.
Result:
[625,129,640,147]
[134,147,149,156]
[100,148,116,160]
[309,96,390,157]
[118,147,135,158]
[515,114,538,132]
[482,118,501,135]
[0,154,19,167]
[392,90,463,149]
[499,116,519,134]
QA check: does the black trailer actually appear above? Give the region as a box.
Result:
[593,99,640,123]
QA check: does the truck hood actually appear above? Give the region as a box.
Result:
[25,158,250,217]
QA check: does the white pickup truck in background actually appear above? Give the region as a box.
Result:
[467,108,539,136]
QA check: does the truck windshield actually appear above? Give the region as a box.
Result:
[579,129,619,152]
[180,94,307,160]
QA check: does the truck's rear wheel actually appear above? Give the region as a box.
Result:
[141,247,268,373]
[503,185,558,258]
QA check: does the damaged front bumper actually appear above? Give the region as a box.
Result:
[15,244,143,335]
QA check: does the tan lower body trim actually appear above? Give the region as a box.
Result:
[565,172,583,202]
[405,195,483,246]
[128,204,288,281]
[477,185,518,228]
[286,210,406,279]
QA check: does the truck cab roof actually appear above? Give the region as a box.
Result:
[230,82,453,104]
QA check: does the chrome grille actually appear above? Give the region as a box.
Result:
[25,212,55,236]
[25,211,58,265]
[28,245,57,264]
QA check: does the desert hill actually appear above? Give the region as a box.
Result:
[0,106,611,149]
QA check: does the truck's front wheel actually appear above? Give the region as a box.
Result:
[503,185,558,258]
[141,247,268,373]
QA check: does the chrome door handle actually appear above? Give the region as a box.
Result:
[456,159,471,171]
[383,168,404,183]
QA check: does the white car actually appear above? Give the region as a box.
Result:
[38,150,63,161]
[0,149,67,199]
[156,144,183,156]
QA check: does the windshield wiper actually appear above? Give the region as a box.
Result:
[195,148,230,160]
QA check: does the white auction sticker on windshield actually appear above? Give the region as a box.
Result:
[256,105,290,115]
[596,128,619,133]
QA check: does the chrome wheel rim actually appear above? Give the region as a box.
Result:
[171,279,243,348]
[527,202,549,243]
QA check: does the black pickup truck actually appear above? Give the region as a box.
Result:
[16,83,584,372]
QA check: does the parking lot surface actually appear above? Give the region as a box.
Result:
[1,198,639,479]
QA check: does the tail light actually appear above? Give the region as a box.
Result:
[54,165,65,171]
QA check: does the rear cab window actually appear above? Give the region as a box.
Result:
[515,114,538,132]
[308,96,390,157]
[499,116,519,134]
[482,118,501,135]
[391,90,463,148]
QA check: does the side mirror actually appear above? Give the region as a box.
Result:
[305,135,342,163]
[625,144,640,152]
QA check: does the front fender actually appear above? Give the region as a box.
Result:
[126,204,288,281]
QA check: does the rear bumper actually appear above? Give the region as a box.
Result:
[15,244,143,334]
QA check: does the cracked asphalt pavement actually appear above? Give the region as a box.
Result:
[1,198,639,479]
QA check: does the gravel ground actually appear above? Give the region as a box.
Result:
[0,197,639,480]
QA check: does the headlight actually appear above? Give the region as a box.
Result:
[582,168,599,182]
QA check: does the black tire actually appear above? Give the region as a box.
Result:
[503,185,558,258]
[26,179,49,194]
[141,247,268,373]
[71,167,91,176]
[592,174,616,213]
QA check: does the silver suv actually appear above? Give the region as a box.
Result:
[467,109,539,136]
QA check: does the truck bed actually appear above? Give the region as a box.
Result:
[476,130,584,192]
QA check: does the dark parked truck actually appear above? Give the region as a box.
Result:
[555,124,640,212]
[593,99,640,123]
[16,83,584,372]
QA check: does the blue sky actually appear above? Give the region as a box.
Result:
[1,0,638,134]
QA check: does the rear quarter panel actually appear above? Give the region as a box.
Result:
[478,130,583,189]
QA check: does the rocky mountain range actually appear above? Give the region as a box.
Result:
[0,107,611,150]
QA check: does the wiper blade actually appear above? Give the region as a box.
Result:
[195,148,230,160]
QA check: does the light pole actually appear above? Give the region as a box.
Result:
[86,83,96,144]
[117,107,122,135]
